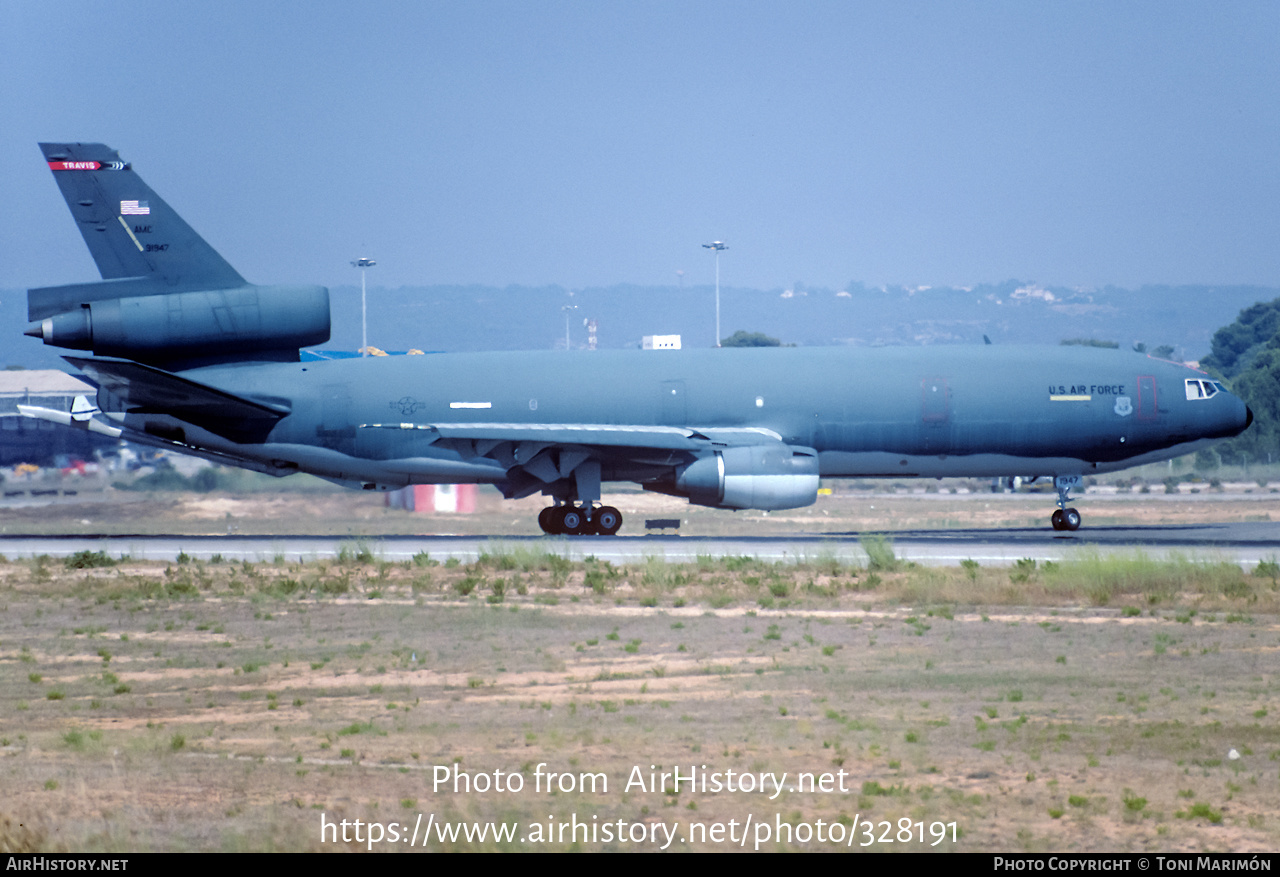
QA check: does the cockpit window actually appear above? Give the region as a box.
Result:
[1185,379,1219,400]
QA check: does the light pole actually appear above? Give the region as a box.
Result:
[561,304,578,350]
[702,241,727,346]
[351,257,376,356]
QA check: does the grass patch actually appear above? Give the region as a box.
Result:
[1042,550,1252,606]
[64,550,117,570]
[1177,802,1223,824]
[860,536,899,572]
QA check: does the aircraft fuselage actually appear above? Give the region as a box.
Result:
[26,142,1253,534]
[153,344,1246,489]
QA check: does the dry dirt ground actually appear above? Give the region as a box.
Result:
[1,548,1278,852]
[3,482,1280,538]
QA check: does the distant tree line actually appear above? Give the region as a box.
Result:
[1203,298,1280,466]
[1201,299,1280,378]
[720,330,791,347]
[1059,339,1176,358]
[1131,342,1177,359]
[1060,338,1120,349]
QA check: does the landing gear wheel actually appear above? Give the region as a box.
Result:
[542,506,573,535]
[594,506,622,536]
[560,506,590,536]
[1063,507,1081,531]
[1050,475,1084,534]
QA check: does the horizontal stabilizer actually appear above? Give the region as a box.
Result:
[65,356,290,443]
[18,404,123,439]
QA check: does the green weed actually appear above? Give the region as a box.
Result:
[860,536,899,572]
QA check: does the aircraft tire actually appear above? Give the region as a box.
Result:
[1063,508,1081,531]
[1051,509,1065,531]
[595,506,622,536]
[560,506,589,536]
[539,506,561,535]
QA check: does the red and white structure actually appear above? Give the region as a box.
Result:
[385,484,478,513]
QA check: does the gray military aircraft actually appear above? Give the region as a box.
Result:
[21,143,1253,535]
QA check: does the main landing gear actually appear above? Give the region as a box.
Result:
[1050,474,1083,532]
[538,503,623,536]
[536,460,621,535]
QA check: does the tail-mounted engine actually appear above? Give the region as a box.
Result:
[26,284,330,366]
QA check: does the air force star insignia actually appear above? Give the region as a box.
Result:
[392,396,426,416]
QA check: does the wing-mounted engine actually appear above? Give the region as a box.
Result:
[668,444,820,510]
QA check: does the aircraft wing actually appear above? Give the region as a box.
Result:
[64,356,291,443]
[358,421,793,499]
[358,421,784,450]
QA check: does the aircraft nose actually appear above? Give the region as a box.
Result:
[1227,397,1253,437]
[1215,392,1252,439]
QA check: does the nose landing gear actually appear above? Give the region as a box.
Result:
[1050,507,1081,531]
[1051,475,1082,532]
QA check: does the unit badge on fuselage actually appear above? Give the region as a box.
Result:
[1114,396,1133,417]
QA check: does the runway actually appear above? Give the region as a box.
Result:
[5,520,1280,567]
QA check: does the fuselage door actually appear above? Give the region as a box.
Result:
[1137,375,1157,420]
[320,384,352,434]
[922,376,950,423]
[659,380,687,425]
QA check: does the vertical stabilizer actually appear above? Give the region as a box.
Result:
[39,142,245,288]
[29,143,329,368]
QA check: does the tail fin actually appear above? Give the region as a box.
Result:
[30,143,329,368]
[38,142,245,288]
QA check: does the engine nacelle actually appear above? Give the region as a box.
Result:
[675,444,820,510]
[26,284,330,361]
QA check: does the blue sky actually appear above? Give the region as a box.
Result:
[2,1,1278,293]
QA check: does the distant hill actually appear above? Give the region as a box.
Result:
[2,281,1277,367]
[320,281,1280,361]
